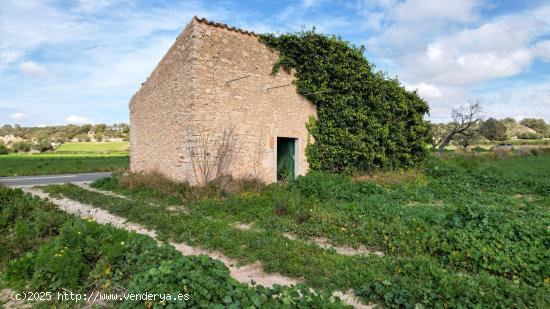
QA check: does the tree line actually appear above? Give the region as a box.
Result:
[0,123,129,154]
[0,123,129,142]
[430,102,550,152]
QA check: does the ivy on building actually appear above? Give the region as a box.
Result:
[259,30,431,174]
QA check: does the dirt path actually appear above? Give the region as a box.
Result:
[236,225,385,257]
[73,183,130,200]
[21,187,372,308]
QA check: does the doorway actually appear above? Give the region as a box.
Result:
[277,137,296,181]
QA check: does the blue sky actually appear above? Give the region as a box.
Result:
[1,0,549,126]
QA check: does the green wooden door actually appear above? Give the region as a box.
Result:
[277,137,296,181]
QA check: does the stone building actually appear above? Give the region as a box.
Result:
[130,17,317,185]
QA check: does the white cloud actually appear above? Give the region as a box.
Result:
[406,82,443,99]
[10,112,26,120]
[19,61,47,76]
[361,1,550,121]
[302,0,318,8]
[536,40,550,61]
[77,0,114,12]
[393,0,480,23]
[66,115,92,124]
[478,80,550,121]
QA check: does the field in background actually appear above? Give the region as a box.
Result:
[55,141,129,154]
[0,153,129,176]
[0,142,130,176]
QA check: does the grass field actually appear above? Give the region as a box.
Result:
[0,142,130,176]
[0,153,129,176]
[54,141,129,153]
[0,186,344,307]
[39,153,550,307]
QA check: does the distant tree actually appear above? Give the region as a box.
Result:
[0,142,8,155]
[517,132,543,140]
[437,101,483,153]
[502,117,517,125]
[0,125,14,136]
[93,124,107,134]
[120,123,130,134]
[455,123,482,149]
[480,118,507,141]
[12,141,32,153]
[95,132,104,142]
[76,133,90,142]
[52,132,69,143]
[79,124,92,134]
[520,118,549,133]
[32,140,54,152]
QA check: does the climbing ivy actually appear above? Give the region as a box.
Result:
[260,30,431,174]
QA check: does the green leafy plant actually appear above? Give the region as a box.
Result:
[260,30,430,174]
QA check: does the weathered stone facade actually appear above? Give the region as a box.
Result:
[130,17,317,184]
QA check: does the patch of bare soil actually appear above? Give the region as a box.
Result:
[74,182,130,200]
[513,194,537,202]
[232,223,252,231]
[282,233,384,257]
[282,232,297,240]
[406,200,444,207]
[312,237,384,257]
[333,290,375,309]
[166,205,190,215]
[0,289,32,309]
[21,187,374,308]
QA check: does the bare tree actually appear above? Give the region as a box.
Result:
[187,125,242,185]
[429,122,450,150]
[455,126,480,149]
[437,101,482,153]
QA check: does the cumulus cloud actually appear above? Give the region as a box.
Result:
[19,61,47,76]
[66,115,92,124]
[536,40,550,61]
[406,82,443,100]
[361,1,550,121]
[10,112,26,120]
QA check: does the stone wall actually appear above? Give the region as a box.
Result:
[130,18,317,184]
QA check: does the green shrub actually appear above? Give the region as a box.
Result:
[11,141,33,152]
[471,146,489,152]
[91,175,119,190]
[260,31,430,174]
[31,242,85,290]
[32,140,54,152]
[122,256,345,308]
[517,132,543,139]
[291,171,384,201]
[0,142,8,154]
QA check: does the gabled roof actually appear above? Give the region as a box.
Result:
[193,16,258,37]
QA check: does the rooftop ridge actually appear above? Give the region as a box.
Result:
[193,16,258,37]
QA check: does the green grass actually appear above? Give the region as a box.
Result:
[44,154,550,308]
[0,154,129,176]
[54,142,129,154]
[0,186,346,308]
